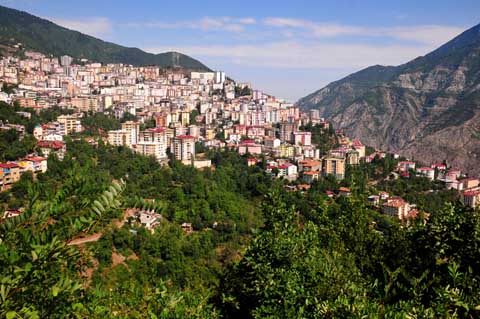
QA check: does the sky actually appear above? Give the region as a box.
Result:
[1,0,479,102]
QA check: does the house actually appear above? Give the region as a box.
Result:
[181,222,193,234]
[351,139,366,158]
[138,210,162,231]
[447,180,464,191]
[338,187,351,196]
[367,195,380,206]
[416,167,435,180]
[37,140,66,160]
[266,162,298,180]
[302,171,319,184]
[446,169,462,181]
[296,184,311,191]
[278,163,298,180]
[459,178,480,190]
[379,191,390,200]
[0,163,22,190]
[298,159,321,172]
[461,189,480,208]
[382,199,410,219]
[400,171,410,178]
[398,161,416,172]
[17,157,48,174]
[263,137,281,150]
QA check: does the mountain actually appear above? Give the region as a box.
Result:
[298,23,480,175]
[0,5,208,70]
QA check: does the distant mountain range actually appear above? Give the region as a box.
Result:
[0,5,208,70]
[298,23,480,175]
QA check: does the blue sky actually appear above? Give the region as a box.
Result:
[1,0,479,101]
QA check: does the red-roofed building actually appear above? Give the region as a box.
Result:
[382,199,411,219]
[302,171,319,184]
[402,209,429,225]
[338,187,351,196]
[37,140,66,160]
[247,158,260,167]
[18,157,48,174]
[298,159,322,172]
[325,190,335,198]
[2,210,21,219]
[145,127,166,134]
[266,162,297,179]
[431,163,447,171]
[461,188,480,208]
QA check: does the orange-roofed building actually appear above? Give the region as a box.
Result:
[382,199,410,219]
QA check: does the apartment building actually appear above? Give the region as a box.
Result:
[0,163,22,190]
[172,135,195,162]
[57,114,83,135]
[322,156,346,180]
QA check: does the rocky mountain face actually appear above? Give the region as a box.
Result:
[298,23,480,175]
[0,5,209,70]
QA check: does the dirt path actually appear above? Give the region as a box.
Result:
[67,232,102,246]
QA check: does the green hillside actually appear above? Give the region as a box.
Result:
[0,5,209,70]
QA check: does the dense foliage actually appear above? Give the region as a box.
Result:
[0,129,36,161]
[220,192,480,318]
[0,101,73,133]
[1,134,478,318]
[301,122,338,154]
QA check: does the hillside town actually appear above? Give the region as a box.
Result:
[1,51,479,225]
[2,2,480,317]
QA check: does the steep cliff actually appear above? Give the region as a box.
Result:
[298,23,480,174]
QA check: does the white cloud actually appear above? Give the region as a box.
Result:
[49,17,112,37]
[264,18,369,37]
[384,25,465,46]
[263,17,464,46]
[145,41,436,69]
[238,17,256,25]
[127,16,256,33]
